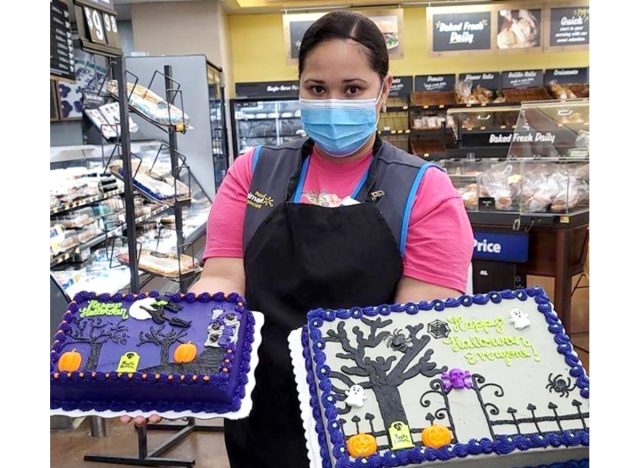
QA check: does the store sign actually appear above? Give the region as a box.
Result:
[74,0,122,57]
[550,6,589,46]
[288,18,317,60]
[544,67,589,85]
[415,74,456,92]
[235,81,300,98]
[284,9,404,62]
[432,11,491,52]
[472,231,529,263]
[502,70,543,89]
[459,72,500,90]
[50,0,76,81]
[389,76,413,97]
[462,131,513,148]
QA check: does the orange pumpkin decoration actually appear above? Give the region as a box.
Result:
[421,424,453,448]
[347,433,377,457]
[174,342,197,363]
[58,349,82,372]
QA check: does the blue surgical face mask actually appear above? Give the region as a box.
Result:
[299,85,384,158]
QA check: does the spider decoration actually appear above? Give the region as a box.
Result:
[386,329,412,353]
[441,368,473,392]
[546,373,577,398]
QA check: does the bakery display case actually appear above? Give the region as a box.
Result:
[446,106,521,159]
[442,99,589,217]
[231,98,306,156]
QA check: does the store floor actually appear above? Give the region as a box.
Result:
[51,418,231,468]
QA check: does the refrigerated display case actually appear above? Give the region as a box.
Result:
[207,61,229,192]
[230,98,306,156]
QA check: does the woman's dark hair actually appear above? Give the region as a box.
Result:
[298,10,389,80]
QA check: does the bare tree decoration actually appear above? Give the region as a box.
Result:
[66,317,129,371]
[325,317,446,429]
[138,325,188,365]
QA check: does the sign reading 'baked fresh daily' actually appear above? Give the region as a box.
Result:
[549,6,589,46]
[432,11,491,51]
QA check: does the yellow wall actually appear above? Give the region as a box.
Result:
[229,8,589,91]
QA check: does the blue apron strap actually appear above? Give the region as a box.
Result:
[351,159,373,199]
[251,146,263,174]
[292,157,311,203]
[399,163,433,256]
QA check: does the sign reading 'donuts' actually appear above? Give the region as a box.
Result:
[414,75,456,92]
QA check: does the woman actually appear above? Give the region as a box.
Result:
[124,10,473,468]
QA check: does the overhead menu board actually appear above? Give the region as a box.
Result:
[50,0,76,81]
[388,76,413,97]
[502,70,543,89]
[414,75,456,92]
[549,6,589,47]
[235,81,300,98]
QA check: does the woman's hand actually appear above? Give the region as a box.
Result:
[120,414,162,426]
[189,257,246,296]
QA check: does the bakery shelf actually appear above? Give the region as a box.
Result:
[379,130,411,135]
[115,250,202,280]
[50,189,125,216]
[50,250,77,268]
[49,205,171,268]
[383,106,409,112]
[184,221,207,246]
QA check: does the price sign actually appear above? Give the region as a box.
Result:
[74,0,121,57]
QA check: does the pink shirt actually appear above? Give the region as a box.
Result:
[204,147,474,293]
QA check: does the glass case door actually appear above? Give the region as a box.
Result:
[207,63,228,192]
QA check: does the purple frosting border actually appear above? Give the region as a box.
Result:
[50,290,255,414]
[303,287,589,468]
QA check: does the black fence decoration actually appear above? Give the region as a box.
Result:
[419,378,459,443]
[471,373,505,440]
[471,373,589,439]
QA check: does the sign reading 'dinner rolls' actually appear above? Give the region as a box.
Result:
[432,11,491,52]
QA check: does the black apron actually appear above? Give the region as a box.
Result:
[224,143,404,468]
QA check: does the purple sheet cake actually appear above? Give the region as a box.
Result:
[50,291,256,414]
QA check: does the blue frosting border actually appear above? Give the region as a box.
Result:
[302,287,589,468]
[50,290,255,414]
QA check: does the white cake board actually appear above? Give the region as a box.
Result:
[289,328,323,468]
[50,312,264,421]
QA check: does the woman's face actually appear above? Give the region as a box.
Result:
[299,39,392,113]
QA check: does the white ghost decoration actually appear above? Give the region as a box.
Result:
[345,385,367,408]
[211,308,224,321]
[509,308,531,330]
[128,297,156,320]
